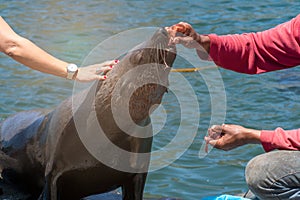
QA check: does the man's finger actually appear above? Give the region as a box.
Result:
[208,139,218,147]
[210,124,223,132]
[205,134,222,147]
[172,37,182,44]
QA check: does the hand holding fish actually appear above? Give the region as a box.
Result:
[166,22,211,59]
[166,22,209,49]
[205,124,261,151]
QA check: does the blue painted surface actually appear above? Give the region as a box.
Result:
[202,194,250,200]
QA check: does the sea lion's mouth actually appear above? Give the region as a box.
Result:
[158,44,176,69]
[160,28,177,68]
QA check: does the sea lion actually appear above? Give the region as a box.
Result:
[0,27,176,200]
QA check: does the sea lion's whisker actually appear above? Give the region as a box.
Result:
[160,43,170,70]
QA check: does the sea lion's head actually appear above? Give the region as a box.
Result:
[96,28,176,124]
[128,27,177,71]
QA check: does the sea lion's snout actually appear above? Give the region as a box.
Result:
[128,28,176,68]
[150,27,177,67]
[157,27,168,37]
[151,27,172,45]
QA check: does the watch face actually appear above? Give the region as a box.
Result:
[68,64,78,72]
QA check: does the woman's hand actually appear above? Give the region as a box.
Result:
[205,124,261,151]
[75,59,119,82]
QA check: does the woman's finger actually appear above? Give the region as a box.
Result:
[101,59,119,67]
[96,59,119,75]
[99,66,113,75]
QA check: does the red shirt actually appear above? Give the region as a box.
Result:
[207,14,300,152]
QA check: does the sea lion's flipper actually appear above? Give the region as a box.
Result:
[0,110,49,150]
[0,110,49,171]
[0,151,19,171]
[38,175,51,200]
[122,173,147,200]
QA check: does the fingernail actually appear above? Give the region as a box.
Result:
[110,65,113,68]
[114,59,119,63]
[104,75,107,79]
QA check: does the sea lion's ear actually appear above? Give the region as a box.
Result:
[129,50,143,65]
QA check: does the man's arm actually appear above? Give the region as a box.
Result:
[208,14,300,74]
[206,124,300,152]
[169,15,300,74]
[261,128,300,152]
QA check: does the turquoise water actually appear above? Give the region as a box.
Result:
[1,0,300,199]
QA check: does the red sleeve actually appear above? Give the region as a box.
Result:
[260,128,300,152]
[207,14,300,74]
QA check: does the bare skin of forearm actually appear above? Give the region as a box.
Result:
[0,17,68,78]
[6,37,68,78]
[242,128,261,144]
[195,34,211,59]
[196,34,211,53]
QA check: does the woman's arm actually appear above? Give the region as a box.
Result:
[0,17,115,81]
[0,17,70,78]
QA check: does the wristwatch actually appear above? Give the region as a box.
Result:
[66,63,78,80]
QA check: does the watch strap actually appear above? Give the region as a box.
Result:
[66,63,78,80]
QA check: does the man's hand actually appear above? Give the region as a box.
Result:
[167,22,201,48]
[166,22,211,58]
[205,124,261,151]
